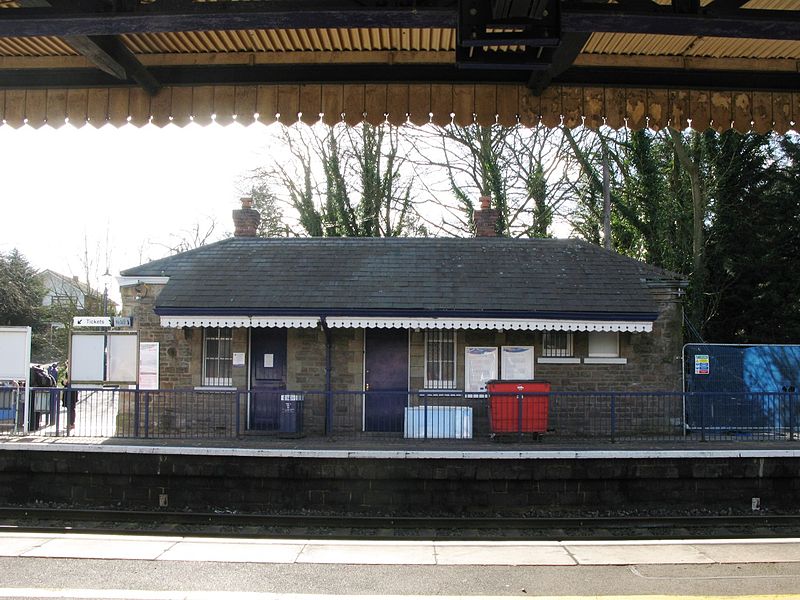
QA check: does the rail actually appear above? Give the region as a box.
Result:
[1,387,798,443]
[2,506,800,541]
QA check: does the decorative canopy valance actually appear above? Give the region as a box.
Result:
[160,316,319,329]
[324,317,653,333]
[160,314,653,332]
[1,84,796,134]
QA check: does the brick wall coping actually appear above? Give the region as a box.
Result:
[1,442,799,460]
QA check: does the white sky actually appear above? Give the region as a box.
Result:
[1,121,274,303]
[1,120,573,307]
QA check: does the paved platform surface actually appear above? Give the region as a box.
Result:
[3,436,800,459]
[2,535,800,599]
[2,533,800,566]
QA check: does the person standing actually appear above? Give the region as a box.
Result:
[61,378,78,431]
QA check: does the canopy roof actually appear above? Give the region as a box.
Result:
[1,0,798,132]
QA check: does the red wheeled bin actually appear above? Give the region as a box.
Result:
[486,380,550,433]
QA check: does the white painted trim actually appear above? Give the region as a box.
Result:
[117,276,169,287]
[192,386,237,392]
[583,357,628,365]
[4,442,800,461]
[537,357,581,364]
[327,316,652,333]
[251,317,320,328]
[160,316,319,328]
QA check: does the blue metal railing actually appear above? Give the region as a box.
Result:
[1,387,798,443]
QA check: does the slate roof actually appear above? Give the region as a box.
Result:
[121,237,684,320]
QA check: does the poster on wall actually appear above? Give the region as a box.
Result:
[465,347,498,393]
[501,346,535,380]
[694,354,710,375]
[0,326,31,380]
[70,334,106,382]
[108,334,138,383]
[139,342,159,390]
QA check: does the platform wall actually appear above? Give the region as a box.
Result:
[0,449,798,515]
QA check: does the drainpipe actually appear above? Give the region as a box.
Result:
[320,317,333,436]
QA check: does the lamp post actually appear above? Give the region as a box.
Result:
[102,269,111,317]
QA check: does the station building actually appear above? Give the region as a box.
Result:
[118,198,687,438]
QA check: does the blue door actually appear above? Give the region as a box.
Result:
[250,329,287,431]
[364,329,408,432]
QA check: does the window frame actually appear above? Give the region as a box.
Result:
[424,329,457,390]
[588,331,620,358]
[202,326,234,387]
[541,331,574,358]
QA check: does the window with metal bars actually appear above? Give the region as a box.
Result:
[541,331,574,357]
[425,330,456,389]
[203,327,233,386]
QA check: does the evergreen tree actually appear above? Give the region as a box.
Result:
[704,132,800,342]
[0,249,47,359]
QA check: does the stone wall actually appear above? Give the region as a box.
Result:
[121,281,683,437]
[2,449,799,516]
[120,284,247,436]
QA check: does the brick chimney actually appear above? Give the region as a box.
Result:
[474,195,499,237]
[232,197,260,237]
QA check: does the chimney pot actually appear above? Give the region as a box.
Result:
[232,198,261,237]
[475,196,499,237]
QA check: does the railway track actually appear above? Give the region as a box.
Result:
[1,507,800,540]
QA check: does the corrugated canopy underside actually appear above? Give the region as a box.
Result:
[0,0,798,132]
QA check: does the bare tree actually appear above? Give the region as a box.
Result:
[248,122,424,237]
[158,217,220,254]
[407,122,576,238]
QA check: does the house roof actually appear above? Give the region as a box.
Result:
[38,269,94,296]
[121,237,683,323]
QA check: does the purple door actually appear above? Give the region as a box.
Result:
[364,329,408,432]
[250,329,287,431]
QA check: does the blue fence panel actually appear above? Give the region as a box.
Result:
[685,344,800,433]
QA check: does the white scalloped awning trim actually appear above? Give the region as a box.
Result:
[160,316,319,328]
[325,317,653,333]
[251,317,320,328]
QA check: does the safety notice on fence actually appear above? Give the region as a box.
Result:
[694,354,710,375]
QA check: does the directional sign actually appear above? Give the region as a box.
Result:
[113,316,133,328]
[73,316,112,327]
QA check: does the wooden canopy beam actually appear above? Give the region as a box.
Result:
[561,4,800,40]
[528,32,591,94]
[2,62,797,92]
[63,35,161,96]
[1,1,798,41]
[0,2,458,37]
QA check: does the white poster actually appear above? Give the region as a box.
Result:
[0,326,31,380]
[501,346,535,380]
[139,342,159,390]
[70,334,106,382]
[465,347,498,392]
[107,333,138,383]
